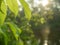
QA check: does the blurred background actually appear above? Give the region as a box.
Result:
[0,0,60,45]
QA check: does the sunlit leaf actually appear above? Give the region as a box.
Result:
[6,0,18,16]
[20,0,31,20]
[0,0,7,26]
[7,22,21,40]
[40,17,46,24]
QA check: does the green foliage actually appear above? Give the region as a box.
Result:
[0,0,32,45]
[0,0,2,7]
[40,17,46,24]
[7,22,21,40]
[20,0,31,20]
[0,0,7,26]
[17,39,24,45]
[6,0,19,16]
[0,27,8,45]
[0,0,60,45]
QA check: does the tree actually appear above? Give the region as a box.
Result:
[0,0,31,45]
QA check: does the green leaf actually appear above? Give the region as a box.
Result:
[0,0,2,8]
[0,28,8,45]
[19,40,24,45]
[0,1,7,26]
[20,0,31,20]
[6,0,18,16]
[7,22,21,40]
[40,17,46,24]
[17,39,24,45]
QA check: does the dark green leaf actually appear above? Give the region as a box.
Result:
[0,0,2,8]
[0,28,8,45]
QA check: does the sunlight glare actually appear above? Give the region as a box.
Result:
[44,40,48,45]
[41,0,49,6]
